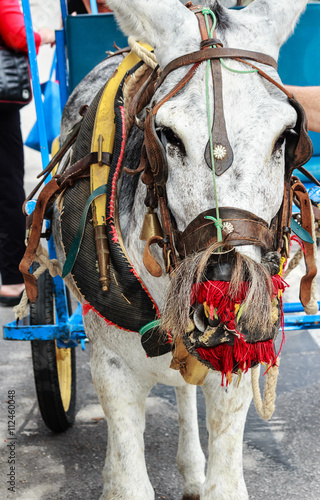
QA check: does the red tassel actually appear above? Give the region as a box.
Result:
[192,275,287,385]
[197,337,276,385]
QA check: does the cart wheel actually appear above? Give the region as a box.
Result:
[30,269,76,433]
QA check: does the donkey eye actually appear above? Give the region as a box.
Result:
[157,127,186,155]
[273,129,297,156]
[273,134,286,153]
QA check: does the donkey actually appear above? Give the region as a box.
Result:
[50,0,311,498]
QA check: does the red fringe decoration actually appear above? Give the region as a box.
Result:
[191,275,288,385]
[82,301,132,332]
[197,338,276,386]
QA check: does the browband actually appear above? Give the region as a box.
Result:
[157,48,278,89]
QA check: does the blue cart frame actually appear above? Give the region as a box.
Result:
[3,0,126,347]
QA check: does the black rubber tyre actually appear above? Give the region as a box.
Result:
[30,269,76,433]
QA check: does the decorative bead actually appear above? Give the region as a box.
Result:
[222,221,234,235]
[213,144,227,160]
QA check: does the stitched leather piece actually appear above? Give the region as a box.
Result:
[60,70,159,332]
[194,11,233,174]
[205,58,233,174]
[176,207,274,257]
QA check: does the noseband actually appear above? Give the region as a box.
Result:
[138,4,313,274]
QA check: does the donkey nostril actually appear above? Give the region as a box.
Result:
[205,261,233,281]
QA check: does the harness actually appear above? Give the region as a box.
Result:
[19,3,317,381]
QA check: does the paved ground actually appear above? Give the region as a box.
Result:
[1,3,320,499]
[1,296,320,500]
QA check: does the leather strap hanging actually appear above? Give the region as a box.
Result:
[291,178,317,306]
[22,119,83,215]
[193,9,234,174]
[204,57,233,174]
[20,152,111,302]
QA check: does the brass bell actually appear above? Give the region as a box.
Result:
[140,208,163,241]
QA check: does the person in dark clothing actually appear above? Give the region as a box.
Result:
[68,0,112,14]
[67,0,88,14]
[0,0,55,306]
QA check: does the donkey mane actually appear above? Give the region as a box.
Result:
[210,1,233,30]
[118,126,145,235]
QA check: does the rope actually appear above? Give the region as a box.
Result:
[251,360,280,421]
[128,36,158,69]
[123,62,153,133]
[14,243,83,320]
[283,247,303,278]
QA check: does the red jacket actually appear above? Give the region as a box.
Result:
[0,0,41,53]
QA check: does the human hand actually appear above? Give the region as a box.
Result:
[38,27,56,47]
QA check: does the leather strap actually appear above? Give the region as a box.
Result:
[223,59,313,172]
[20,179,61,303]
[157,47,278,89]
[152,63,200,115]
[275,180,293,256]
[144,111,168,187]
[23,119,83,215]
[205,58,233,175]
[194,11,233,174]
[297,165,320,187]
[158,189,178,270]
[291,179,317,306]
[20,151,110,302]
[128,65,158,123]
[176,207,275,257]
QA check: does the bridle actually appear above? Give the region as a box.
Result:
[19,2,315,312]
[136,3,313,278]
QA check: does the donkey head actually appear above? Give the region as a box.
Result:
[108,0,311,379]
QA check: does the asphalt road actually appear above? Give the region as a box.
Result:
[1,298,320,500]
[1,9,320,498]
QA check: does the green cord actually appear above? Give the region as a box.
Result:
[205,215,223,242]
[203,8,222,242]
[139,319,161,336]
[219,58,257,74]
[201,7,257,244]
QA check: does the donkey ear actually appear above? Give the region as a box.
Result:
[106,0,199,66]
[242,0,308,52]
